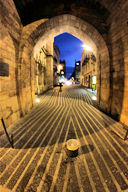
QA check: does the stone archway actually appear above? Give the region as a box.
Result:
[18,14,110,116]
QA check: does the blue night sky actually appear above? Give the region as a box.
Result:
[54,32,84,78]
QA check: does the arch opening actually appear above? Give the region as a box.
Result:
[18,14,110,118]
[32,29,99,100]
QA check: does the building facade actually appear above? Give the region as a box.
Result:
[34,47,47,95]
[59,60,66,77]
[53,45,60,85]
[81,50,97,90]
[57,60,66,83]
[75,61,81,83]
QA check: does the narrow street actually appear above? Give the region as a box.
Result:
[0,85,128,192]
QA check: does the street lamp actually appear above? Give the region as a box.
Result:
[82,44,92,51]
[36,98,40,103]
[57,64,63,74]
[57,64,64,91]
[61,71,64,75]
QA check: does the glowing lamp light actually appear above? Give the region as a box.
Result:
[65,81,72,86]
[59,79,63,83]
[36,98,40,103]
[92,96,97,100]
[82,44,92,51]
[57,64,63,73]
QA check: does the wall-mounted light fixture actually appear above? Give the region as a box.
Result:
[36,98,40,103]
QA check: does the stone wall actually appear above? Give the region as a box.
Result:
[107,1,128,123]
[34,46,47,94]
[97,46,110,113]
[18,32,54,116]
[46,39,53,89]
[0,0,22,127]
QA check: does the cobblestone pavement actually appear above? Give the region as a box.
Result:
[0,85,128,192]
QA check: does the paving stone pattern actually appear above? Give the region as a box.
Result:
[0,85,128,192]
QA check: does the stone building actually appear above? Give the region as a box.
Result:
[34,46,47,95]
[53,44,60,85]
[59,60,66,77]
[75,61,81,83]
[0,0,128,127]
[81,50,96,89]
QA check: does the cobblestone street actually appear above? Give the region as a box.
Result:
[0,85,128,192]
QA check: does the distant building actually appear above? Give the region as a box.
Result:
[53,45,60,85]
[81,49,97,90]
[74,61,81,83]
[59,59,66,77]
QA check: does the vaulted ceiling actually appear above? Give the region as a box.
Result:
[13,0,117,34]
